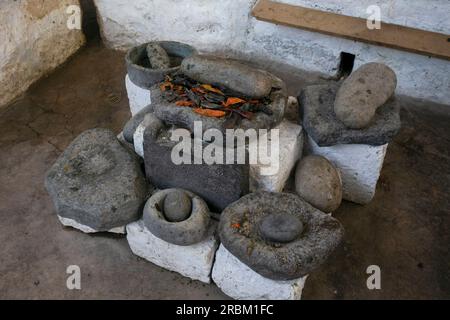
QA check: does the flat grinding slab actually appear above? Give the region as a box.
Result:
[299,83,401,146]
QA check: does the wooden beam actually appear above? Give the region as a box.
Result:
[252,0,450,61]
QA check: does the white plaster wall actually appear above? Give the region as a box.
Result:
[93,0,450,104]
[94,0,253,52]
[0,0,85,108]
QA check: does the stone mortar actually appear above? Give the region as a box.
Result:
[126,41,197,89]
[219,191,344,280]
[143,188,211,246]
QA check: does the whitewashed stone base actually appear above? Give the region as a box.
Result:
[212,245,308,300]
[307,135,388,205]
[249,120,303,192]
[58,216,126,234]
[133,114,155,158]
[126,220,219,284]
[125,75,151,116]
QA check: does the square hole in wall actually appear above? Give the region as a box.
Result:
[337,52,356,78]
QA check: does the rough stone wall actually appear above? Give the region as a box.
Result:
[0,0,86,108]
[93,0,450,105]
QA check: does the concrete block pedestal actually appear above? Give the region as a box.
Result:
[212,245,308,300]
[127,220,219,284]
[249,120,304,193]
[125,75,151,116]
[307,135,388,205]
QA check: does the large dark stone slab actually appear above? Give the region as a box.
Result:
[143,115,249,212]
[45,129,150,231]
[299,83,401,146]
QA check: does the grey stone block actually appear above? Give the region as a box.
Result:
[45,128,150,231]
[143,117,249,212]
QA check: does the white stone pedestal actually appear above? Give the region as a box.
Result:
[125,75,151,116]
[212,245,308,300]
[307,135,388,205]
[249,120,304,192]
[127,220,219,284]
[58,216,126,234]
[133,114,156,158]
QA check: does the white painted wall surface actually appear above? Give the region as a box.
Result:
[0,0,85,108]
[93,0,450,104]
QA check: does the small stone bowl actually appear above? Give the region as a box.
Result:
[126,41,197,89]
[143,188,211,246]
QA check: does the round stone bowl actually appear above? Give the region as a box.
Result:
[143,188,210,246]
[126,41,197,89]
[218,191,344,280]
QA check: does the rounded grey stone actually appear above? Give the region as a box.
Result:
[122,105,154,143]
[163,190,192,222]
[146,43,171,70]
[143,189,210,246]
[45,128,150,231]
[295,155,343,213]
[219,192,344,280]
[334,63,397,129]
[259,213,303,243]
[181,55,273,99]
[126,41,197,89]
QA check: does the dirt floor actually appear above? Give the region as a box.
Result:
[0,40,449,300]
